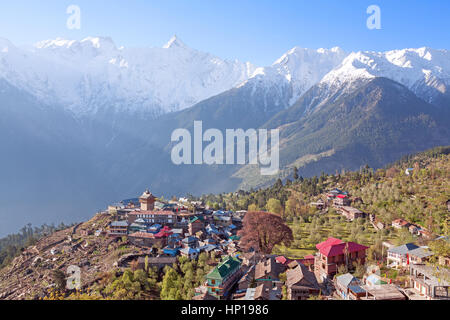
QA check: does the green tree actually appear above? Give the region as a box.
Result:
[266,198,283,215]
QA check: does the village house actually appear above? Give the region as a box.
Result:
[199,238,217,247]
[163,246,180,257]
[180,247,200,260]
[326,188,348,201]
[129,222,146,233]
[235,210,247,219]
[154,226,173,238]
[362,284,407,300]
[392,218,410,230]
[333,195,351,207]
[241,251,257,267]
[369,214,386,230]
[286,261,321,300]
[148,223,162,234]
[243,282,283,300]
[108,221,129,237]
[237,265,255,292]
[314,238,368,280]
[137,256,177,271]
[408,247,434,265]
[409,264,449,300]
[206,256,243,299]
[335,273,366,300]
[188,216,205,236]
[418,229,434,239]
[181,236,199,249]
[254,256,285,284]
[108,198,139,215]
[309,199,325,210]
[199,244,217,255]
[213,215,232,227]
[128,232,166,248]
[386,243,430,268]
[337,206,366,221]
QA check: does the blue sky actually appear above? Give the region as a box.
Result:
[0,0,449,66]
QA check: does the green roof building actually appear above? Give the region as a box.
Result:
[206,256,242,298]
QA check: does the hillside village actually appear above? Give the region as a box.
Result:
[0,148,449,300]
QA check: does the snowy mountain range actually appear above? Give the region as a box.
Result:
[0,35,449,236]
[1,35,449,119]
[0,36,255,116]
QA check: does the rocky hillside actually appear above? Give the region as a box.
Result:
[0,213,146,300]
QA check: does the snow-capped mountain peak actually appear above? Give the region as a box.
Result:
[163,35,187,49]
[259,46,348,104]
[319,47,450,105]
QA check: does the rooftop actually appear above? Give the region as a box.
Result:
[340,206,363,214]
[336,273,359,288]
[410,264,450,286]
[139,189,155,200]
[408,247,434,259]
[316,238,369,257]
[362,284,406,300]
[207,256,241,280]
[388,243,419,255]
[110,221,129,227]
[286,262,320,289]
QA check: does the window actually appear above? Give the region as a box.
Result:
[211,279,215,285]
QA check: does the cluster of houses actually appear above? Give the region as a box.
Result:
[104,189,449,301]
[314,188,439,240]
[392,218,433,239]
[193,236,371,300]
[107,190,244,261]
[332,240,450,300]
[195,235,449,300]
[311,188,367,221]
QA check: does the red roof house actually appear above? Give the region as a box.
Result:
[316,237,344,251]
[392,219,410,229]
[314,238,369,279]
